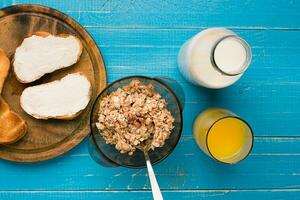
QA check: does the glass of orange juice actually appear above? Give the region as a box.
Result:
[193,108,253,164]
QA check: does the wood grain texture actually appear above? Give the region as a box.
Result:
[1,190,300,200]
[0,0,299,199]
[0,137,300,190]
[0,5,106,162]
[6,0,300,28]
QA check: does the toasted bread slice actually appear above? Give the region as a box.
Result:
[13,32,83,83]
[0,49,27,144]
[20,73,91,120]
[0,49,10,93]
[0,97,27,144]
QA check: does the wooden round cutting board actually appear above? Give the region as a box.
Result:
[0,5,106,162]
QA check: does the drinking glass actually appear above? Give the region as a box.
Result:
[193,108,253,164]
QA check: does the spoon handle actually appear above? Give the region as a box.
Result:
[144,152,164,200]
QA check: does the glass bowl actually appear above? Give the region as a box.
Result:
[89,76,183,168]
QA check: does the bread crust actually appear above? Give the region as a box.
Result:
[0,49,27,144]
[20,73,91,120]
[0,97,28,144]
[0,49,10,93]
[13,32,83,83]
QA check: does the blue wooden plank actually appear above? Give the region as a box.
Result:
[1,190,300,200]
[0,0,12,7]
[8,0,300,28]
[0,137,300,190]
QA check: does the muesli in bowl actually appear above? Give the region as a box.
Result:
[96,80,175,155]
[89,76,183,168]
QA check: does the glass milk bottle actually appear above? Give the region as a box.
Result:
[178,28,252,89]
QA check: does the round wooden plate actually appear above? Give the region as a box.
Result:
[0,5,106,162]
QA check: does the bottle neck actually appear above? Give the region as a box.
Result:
[210,35,252,76]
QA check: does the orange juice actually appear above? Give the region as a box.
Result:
[207,117,248,160]
[193,108,253,164]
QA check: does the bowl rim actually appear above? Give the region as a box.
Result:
[89,75,183,168]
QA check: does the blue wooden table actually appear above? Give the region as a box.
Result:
[1,0,300,199]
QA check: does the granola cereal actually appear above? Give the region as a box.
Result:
[96,80,175,155]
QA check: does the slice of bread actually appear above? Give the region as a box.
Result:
[0,49,27,144]
[0,97,27,144]
[0,48,10,93]
[20,73,91,120]
[13,32,83,83]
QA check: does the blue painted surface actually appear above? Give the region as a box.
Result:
[0,0,300,199]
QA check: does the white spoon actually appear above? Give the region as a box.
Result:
[144,151,163,200]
